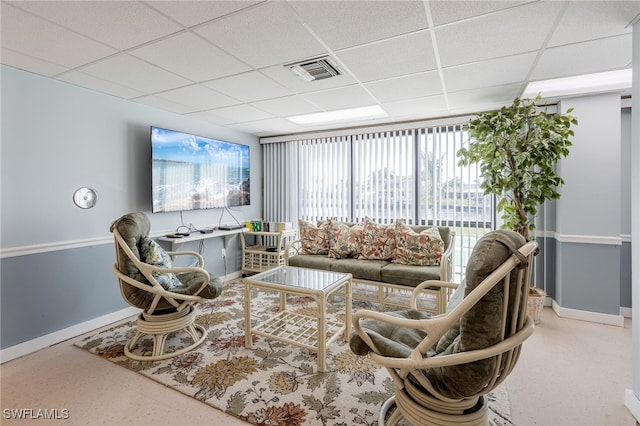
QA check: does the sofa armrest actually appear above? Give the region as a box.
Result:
[411,280,459,311]
[284,239,303,264]
[439,230,456,282]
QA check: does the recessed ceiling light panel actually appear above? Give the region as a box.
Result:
[523,69,632,99]
[287,105,387,125]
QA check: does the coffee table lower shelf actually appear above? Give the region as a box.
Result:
[252,310,345,352]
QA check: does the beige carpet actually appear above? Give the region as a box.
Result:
[75,279,513,426]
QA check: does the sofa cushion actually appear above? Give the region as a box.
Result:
[358,218,395,261]
[331,258,389,282]
[328,221,364,259]
[380,263,441,287]
[299,219,331,255]
[393,221,444,266]
[287,254,335,272]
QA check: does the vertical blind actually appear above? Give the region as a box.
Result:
[262,123,494,280]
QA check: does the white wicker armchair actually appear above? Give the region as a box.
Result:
[111,212,223,361]
[350,230,538,426]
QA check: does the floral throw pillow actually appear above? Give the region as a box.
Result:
[138,238,180,289]
[393,221,444,266]
[358,218,395,260]
[328,221,364,259]
[299,219,330,255]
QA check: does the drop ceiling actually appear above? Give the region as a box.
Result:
[2,0,638,137]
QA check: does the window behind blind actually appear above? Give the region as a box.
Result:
[262,123,494,280]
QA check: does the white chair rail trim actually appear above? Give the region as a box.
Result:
[554,233,623,245]
[0,231,171,259]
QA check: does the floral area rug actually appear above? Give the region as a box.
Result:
[75,278,513,426]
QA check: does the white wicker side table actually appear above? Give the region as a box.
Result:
[243,266,352,372]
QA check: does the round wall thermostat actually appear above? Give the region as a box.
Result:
[73,187,97,209]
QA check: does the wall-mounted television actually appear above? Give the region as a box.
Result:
[151,126,250,213]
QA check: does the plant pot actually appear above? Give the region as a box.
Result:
[527,287,546,324]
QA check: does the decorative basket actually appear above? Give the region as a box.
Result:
[527,287,546,324]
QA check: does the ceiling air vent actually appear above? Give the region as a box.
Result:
[287,57,342,82]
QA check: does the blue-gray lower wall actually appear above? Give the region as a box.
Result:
[621,241,632,308]
[0,244,125,349]
[556,240,621,315]
[535,235,631,313]
[0,233,242,351]
[534,235,556,300]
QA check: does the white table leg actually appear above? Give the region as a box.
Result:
[345,278,352,339]
[317,293,326,372]
[244,283,252,348]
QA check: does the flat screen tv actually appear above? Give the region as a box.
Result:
[151,126,250,213]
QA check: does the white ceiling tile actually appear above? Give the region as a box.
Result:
[365,71,442,103]
[336,32,436,82]
[205,104,274,123]
[251,95,321,117]
[0,48,69,77]
[435,1,564,67]
[185,109,235,126]
[288,0,429,50]
[203,71,292,102]
[245,117,304,133]
[11,1,183,50]
[56,71,147,99]
[532,35,632,81]
[80,54,191,93]
[443,52,537,93]
[133,94,195,114]
[447,84,522,112]
[548,1,640,47]
[225,122,266,135]
[147,1,261,28]
[302,85,378,111]
[194,2,326,68]
[1,3,117,68]
[428,1,533,26]
[260,62,357,94]
[382,95,448,118]
[130,32,250,82]
[154,84,239,111]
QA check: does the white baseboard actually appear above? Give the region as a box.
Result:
[0,273,245,365]
[625,389,640,423]
[0,306,140,364]
[620,307,633,318]
[551,300,625,327]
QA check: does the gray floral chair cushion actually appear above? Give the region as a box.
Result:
[136,237,180,290]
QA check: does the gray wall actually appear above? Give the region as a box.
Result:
[621,107,632,309]
[1,65,262,349]
[555,94,621,316]
[533,96,631,313]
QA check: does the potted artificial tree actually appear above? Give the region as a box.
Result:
[457,95,578,322]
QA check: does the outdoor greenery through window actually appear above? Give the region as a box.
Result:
[262,123,495,281]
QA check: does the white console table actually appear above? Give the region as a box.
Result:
[157,227,248,251]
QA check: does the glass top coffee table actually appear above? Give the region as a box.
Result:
[243,266,352,372]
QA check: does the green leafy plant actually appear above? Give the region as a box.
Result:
[457,96,577,241]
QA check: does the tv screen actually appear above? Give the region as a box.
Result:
[151,126,250,213]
